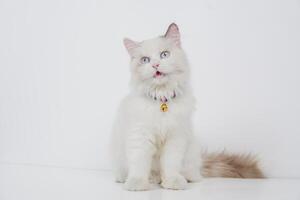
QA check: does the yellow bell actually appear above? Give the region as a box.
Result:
[160,103,168,112]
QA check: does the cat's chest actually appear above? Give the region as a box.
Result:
[130,96,194,126]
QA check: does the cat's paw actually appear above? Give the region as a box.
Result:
[161,174,187,190]
[115,176,126,183]
[183,170,203,182]
[124,177,150,191]
[114,171,127,183]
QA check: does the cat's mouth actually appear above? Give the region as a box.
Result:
[153,71,165,78]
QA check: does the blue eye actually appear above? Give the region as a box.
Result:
[160,51,170,59]
[140,57,150,64]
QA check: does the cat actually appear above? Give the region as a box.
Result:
[110,23,264,191]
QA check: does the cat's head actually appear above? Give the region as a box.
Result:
[124,23,189,97]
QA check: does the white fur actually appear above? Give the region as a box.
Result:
[110,24,202,191]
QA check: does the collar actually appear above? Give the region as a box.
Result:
[148,91,177,103]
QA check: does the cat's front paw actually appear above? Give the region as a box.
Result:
[183,170,203,182]
[124,177,150,191]
[115,175,126,183]
[161,174,187,190]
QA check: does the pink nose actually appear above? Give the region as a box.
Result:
[152,64,159,69]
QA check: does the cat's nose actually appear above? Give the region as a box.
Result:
[152,64,160,69]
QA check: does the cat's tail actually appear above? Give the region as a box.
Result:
[201,151,264,178]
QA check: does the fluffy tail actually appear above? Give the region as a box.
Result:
[201,151,264,178]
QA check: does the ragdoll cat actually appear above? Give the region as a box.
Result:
[111,23,263,191]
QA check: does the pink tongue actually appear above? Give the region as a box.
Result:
[156,71,162,76]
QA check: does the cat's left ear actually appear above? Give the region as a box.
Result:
[164,23,181,47]
[123,38,139,56]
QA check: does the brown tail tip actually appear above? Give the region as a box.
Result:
[201,151,264,178]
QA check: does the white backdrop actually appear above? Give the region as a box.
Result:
[0,0,300,178]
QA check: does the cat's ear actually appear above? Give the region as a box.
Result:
[123,38,139,56]
[164,23,181,47]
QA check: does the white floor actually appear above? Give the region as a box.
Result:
[1,163,300,200]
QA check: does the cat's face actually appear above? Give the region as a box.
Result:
[124,24,189,91]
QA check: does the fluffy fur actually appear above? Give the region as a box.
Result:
[111,23,263,191]
[202,151,264,178]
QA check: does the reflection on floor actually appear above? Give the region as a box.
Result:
[1,163,300,200]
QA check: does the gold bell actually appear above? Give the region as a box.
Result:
[160,103,168,112]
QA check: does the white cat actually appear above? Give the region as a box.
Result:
[110,23,263,191]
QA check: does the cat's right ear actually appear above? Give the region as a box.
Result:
[165,23,181,47]
[123,38,139,56]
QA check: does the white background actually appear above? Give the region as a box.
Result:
[0,0,299,178]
